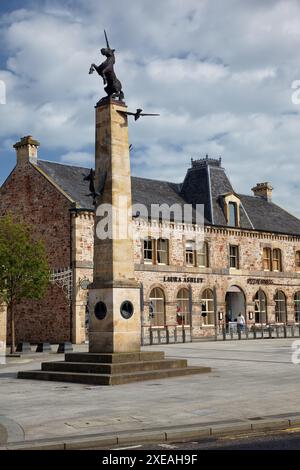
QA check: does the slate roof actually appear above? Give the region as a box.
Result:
[35,159,300,236]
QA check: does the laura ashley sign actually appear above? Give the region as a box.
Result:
[162,276,203,283]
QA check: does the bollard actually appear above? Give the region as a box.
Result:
[16,342,31,354]
[149,327,153,345]
[166,327,170,344]
[253,326,257,339]
[283,324,287,338]
[276,325,279,338]
[269,325,272,339]
[36,342,52,353]
[222,324,226,341]
[157,329,161,344]
[237,325,241,340]
[291,325,294,338]
[182,327,186,343]
[245,325,249,340]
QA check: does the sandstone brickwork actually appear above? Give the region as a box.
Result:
[0,160,71,344]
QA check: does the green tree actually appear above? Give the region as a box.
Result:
[0,215,49,354]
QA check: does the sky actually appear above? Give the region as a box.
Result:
[1,0,300,216]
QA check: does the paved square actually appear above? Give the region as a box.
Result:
[0,339,299,444]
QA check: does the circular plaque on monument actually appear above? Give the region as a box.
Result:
[120,300,134,319]
[94,301,107,320]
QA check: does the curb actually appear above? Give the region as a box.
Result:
[0,417,300,450]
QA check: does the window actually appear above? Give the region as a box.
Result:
[197,242,209,267]
[228,202,237,227]
[229,245,239,268]
[275,291,287,323]
[263,248,272,271]
[144,238,153,263]
[201,289,215,325]
[254,290,267,323]
[185,241,195,266]
[273,249,282,272]
[294,292,300,323]
[176,288,190,325]
[157,238,168,265]
[296,251,300,271]
[149,287,165,326]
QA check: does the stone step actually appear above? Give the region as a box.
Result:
[18,366,211,385]
[42,359,188,374]
[64,351,165,364]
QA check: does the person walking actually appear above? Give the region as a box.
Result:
[237,312,245,332]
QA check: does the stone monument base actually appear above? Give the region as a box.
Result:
[18,351,211,385]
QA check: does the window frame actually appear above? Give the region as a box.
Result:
[229,245,239,269]
[228,202,237,227]
[149,287,165,327]
[274,290,287,323]
[176,288,190,325]
[263,247,272,271]
[185,240,195,266]
[197,241,209,268]
[294,292,300,323]
[143,238,154,264]
[272,248,282,272]
[156,238,169,265]
[254,290,267,324]
[201,288,215,326]
[296,251,300,272]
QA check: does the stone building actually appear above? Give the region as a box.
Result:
[1,136,300,345]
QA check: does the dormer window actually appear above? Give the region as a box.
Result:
[222,193,240,228]
[228,202,237,227]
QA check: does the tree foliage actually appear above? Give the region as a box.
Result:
[0,215,49,304]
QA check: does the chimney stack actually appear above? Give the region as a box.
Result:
[13,136,40,166]
[251,182,273,202]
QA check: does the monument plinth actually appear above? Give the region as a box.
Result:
[88,98,141,353]
[18,34,211,385]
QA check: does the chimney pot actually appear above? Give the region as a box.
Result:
[251,182,273,202]
[13,136,40,166]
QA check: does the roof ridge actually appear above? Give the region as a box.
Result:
[39,159,91,170]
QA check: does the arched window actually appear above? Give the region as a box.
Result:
[254,290,267,323]
[263,247,272,271]
[149,287,165,326]
[273,249,282,272]
[185,240,195,266]
[275,291,287,323]
[294,292,300,323]
[296,251,300,272]
[176,288,190,325]
[197,242,209,267]
[201,289,215,326]
[156,238,168,265]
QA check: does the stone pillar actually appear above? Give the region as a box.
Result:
[88,99,141,353]
[0,302,7,359]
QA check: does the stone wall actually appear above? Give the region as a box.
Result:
[133,219,300,337]
[71,210,94,344]
[0,161,72,344]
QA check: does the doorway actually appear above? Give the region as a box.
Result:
[225,285,246,322]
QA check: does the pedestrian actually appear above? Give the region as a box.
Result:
[237,312,245,332]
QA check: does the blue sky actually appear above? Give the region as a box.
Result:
[1,0,300,215]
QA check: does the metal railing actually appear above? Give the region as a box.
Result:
[218,323,300,341]
[141,324,192,346]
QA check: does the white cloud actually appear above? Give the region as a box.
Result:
[1,0,300,217]
[60,151,94,166]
